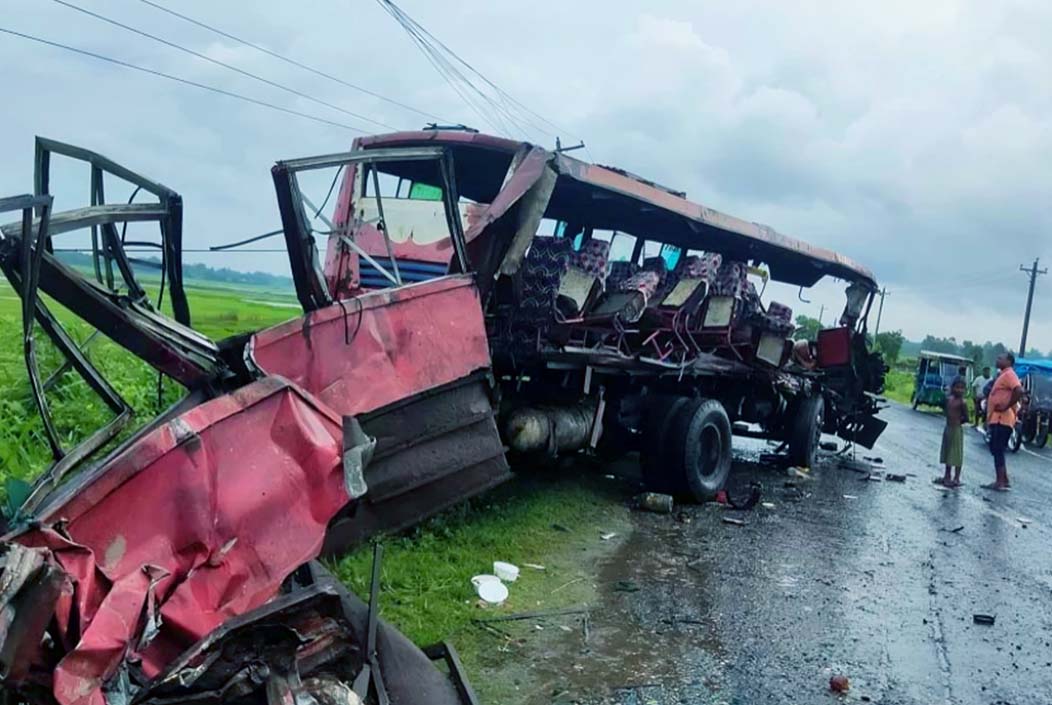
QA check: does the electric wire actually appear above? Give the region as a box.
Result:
[376,0,587,147]
[134,0,451,124]
[375,0,536,138]
[0,27,366,132]
[50,0,396,131]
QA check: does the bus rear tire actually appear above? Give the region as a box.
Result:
[789,395,825,468]
[643,397,732,501]
[665,398,733,501]
[641,396,691,494]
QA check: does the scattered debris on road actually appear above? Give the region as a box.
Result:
[843,494,859,500]
[614,580,641,593]
[885,473,908,482]
[636,492,675,513]
[600,531,618,540]
[722,516,746,526]
[829,674,851,693]
[973,614,997,626]
[523,563,546,571]
[949,525,965,533]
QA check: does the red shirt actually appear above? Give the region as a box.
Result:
[986,367,1022,427]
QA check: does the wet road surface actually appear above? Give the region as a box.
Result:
[529,403,1052,704]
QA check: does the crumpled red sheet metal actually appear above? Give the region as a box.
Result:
[12,377,352,705]
[249,275,491,417]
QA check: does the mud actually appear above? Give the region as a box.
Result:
[483,403,1052,704]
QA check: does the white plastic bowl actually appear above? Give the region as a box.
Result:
[476,579,509,604]
[493,561,520,582]
[471,574,501,589]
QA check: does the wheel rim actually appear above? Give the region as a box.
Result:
[698,424,722,478]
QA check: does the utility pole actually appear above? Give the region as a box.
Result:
[818,304,825,326]
[874,287,890,335]
[1019,258,1047,356]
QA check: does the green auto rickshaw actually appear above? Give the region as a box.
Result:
[911,351,973,411]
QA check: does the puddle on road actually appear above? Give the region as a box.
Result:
[514,523,728,704]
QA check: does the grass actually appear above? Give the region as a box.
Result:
[329,472,626,646]
[0,282,296,499]
[883,366,915,405]
[329,471,630,704]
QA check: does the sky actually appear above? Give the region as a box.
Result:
[1,0,1051,351]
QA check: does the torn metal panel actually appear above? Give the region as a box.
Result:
[248,275,492,416]
[461,144,557,286]
[323,373,511,554]
[6,378,356,705]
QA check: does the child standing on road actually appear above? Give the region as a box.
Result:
[940,377,969,487]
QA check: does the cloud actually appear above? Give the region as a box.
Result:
[1,0,1050,350]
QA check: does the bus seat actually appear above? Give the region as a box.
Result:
[557,238,610,318]
[699,260,748,330]
[493,237,572,357]
[652,253,721,315]
[590,256,667,324]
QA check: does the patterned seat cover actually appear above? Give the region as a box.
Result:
[570,239,611,281]
[620,256,668,301]
[712,260,748,299]
[607,261,638,290]
[520,237,572,322]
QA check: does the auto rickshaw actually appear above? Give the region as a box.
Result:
[912,351,973,411]
[1016,358,1052,448]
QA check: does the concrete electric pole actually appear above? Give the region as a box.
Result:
[1019,258,1047,356]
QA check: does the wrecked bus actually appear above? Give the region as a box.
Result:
[0,130,886,705]
[314,129,888,499]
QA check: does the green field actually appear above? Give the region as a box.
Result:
[0,282,297,492]
[883,364,915,405]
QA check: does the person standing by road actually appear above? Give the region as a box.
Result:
[939,377,969,487]
[985,353,1023,491]
[972,366,993,427]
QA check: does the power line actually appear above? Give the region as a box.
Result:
[135,0,450,124]
[51,0,396,131]
[377,0,583,143]
[376,0,585,146]
[0,26,365,133]
[376,1,522,137]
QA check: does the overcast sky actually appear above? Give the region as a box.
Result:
[2,0,1050,350]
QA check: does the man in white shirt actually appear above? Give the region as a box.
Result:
[972,366,992,427]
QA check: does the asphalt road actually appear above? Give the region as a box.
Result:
[535,403,1052,705]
